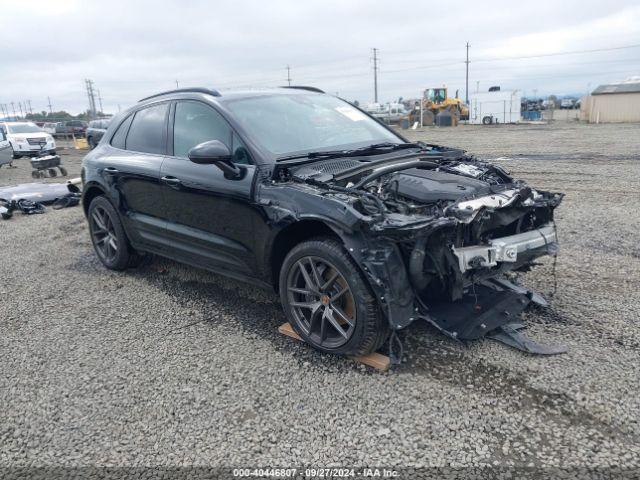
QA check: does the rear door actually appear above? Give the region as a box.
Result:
[100,103,170,249]
[159,100,260,277]
[0,129,12,166]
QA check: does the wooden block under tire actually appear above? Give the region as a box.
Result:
[278,322,390,372]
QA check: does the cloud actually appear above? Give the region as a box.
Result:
[1,0,639,113]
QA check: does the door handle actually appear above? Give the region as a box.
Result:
[161,176,182,189]
[103,167,119,174]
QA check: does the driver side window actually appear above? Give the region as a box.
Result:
[173,101,252,164]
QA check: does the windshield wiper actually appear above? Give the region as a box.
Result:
[276,142,423,162]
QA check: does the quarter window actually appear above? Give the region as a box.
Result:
[173,101,232,159]
[110,114,134,150]
[125,103,168,154]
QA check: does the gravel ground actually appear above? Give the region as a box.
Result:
[1,125,639,477]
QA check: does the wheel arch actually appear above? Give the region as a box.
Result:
[269,219,344,291]
[82,182,107,216]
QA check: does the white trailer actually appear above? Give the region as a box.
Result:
[469,89,521,124]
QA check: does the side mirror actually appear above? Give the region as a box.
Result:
[188,140,243,179]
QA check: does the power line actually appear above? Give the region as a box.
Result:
[473,43,640,64]
[372,42,640,76]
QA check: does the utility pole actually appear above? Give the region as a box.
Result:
[97,90,104,115]
[465,42,470,105]
[286,65,292,86]
[85,79,97,119]
[47,96,53,115]
[372,48,379,103]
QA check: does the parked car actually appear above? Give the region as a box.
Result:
[82,87,564,358]
[560,98,575,109]
[42,122,57,135]
[86,118,111,149]
[54,120,88,136]
[0,128,13,167]
[0,121,56,158]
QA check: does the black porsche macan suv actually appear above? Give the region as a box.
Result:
[82,86,564,357]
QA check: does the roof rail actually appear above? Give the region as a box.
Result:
[139,87,221,102]
[281,86,325,94]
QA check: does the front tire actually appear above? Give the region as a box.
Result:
[279,238,389,356]
[10,144,20,159]
[88,196,143,270]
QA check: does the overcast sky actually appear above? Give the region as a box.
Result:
[1,0,639,115]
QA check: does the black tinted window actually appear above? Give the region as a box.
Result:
[126,103,168,154]
[173,101,231,158]
[110,114,134,149]
[232,132,251,165]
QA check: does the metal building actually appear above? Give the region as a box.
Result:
[581,78,640,123]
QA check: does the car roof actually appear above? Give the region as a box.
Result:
[138,86,325,106]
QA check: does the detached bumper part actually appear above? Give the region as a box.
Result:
[421,278,567,355]
[452,224,557,273]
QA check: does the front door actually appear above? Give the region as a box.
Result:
[160,100,259,277]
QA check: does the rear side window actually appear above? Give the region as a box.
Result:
[125,103,168,154]
[173,101,231,158]
[110,115,134,150]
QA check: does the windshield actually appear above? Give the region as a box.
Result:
[7,123,43,134]
[224,94,403,158]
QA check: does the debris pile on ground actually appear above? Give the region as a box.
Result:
[0,177,81,220]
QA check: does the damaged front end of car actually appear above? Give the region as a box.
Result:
[263,143,566,355]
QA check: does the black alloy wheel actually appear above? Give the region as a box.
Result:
[90,204,119,265]
[286,255,357,349]
[88,196,144,270]
[279,238,390,356]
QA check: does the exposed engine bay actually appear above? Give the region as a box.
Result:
[262,143,566,354]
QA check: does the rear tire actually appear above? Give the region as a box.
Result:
[482,115,493,125]
[279,237,390,356]
[88,196,144,270]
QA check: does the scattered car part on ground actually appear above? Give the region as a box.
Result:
[0,199,47,219]
[0,178,81,219]
[82,86,564,361]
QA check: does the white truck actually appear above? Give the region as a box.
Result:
[468,89,521,125]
